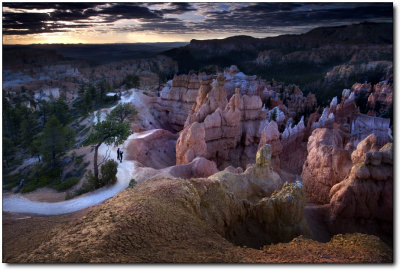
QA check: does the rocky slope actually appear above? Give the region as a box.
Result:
[8,145,321,263]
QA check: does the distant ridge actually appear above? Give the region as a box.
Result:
[184,22,392,51]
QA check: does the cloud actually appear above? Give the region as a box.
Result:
[2,2,393,37]
[161,3,197,14]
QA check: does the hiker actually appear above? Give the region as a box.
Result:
[120,151,123,163]
[117,148,121,160]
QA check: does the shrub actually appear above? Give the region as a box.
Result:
[72,160,118,195]
[128,179,137,189]
[100,160,118,186]
[55,177,80,191]
[75,156,84,165]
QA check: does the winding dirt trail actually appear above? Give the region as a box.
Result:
[3,89,158,215]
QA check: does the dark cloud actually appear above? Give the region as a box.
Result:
[2,2,163,35]
[2,2,393,37]
[161,3,196,14]
[196,3,392,32]
[234,3,302,13]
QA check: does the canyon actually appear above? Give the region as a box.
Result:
[2,22,393,263]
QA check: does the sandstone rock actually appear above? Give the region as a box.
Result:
[157,74,206,131]
[169,157,218,179]
[176,74,266,169]
[176,122,207,164]
[258,121,282,172]
[351,134,379,164]
[125,129,178,169]
[367,81,393,116]
[329,142,393,225]
[302,128,352,204]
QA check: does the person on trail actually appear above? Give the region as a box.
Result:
[120,151,123,163]
[117,148,121,161]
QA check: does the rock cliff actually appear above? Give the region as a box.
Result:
[176,75,267,169]
[328,141,393,244]
[302,128,352,204]
[156,74,205,131]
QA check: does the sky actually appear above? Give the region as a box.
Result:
[2,2,393,44]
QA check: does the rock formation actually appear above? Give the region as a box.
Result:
[125,129,178,169]
[258,121,282,172]
[302,128,352,204]
[367,81,393,116]
[176,75,267,169]
[157,74,206,131]
[328,141,393,244]
[16,144,318,262]
[176,121,207,165]
[349,114,391,149]
[279,117,307,175]
[350,134,379,164]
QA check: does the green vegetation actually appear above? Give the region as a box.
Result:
[99,160,118,186]
[20,167,62,193]
[40,115,75,167]
[106,103,137,123]
[85,120,131,180]
[124,74,140,89]
[3,137,15,168]
[55,177,80,191]
[128,178,137,189]
[3,173,23,190]
[77,160,119,195]
[75,155,84,165]
[73,82,119,115]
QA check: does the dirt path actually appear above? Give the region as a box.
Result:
[2,89,159,215]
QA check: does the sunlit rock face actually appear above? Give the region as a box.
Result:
[176,75,267,169]
[301,128,352,204]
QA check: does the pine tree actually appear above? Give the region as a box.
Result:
[107,103,137,123]
[85,120,131,180]
[40,115,74,167]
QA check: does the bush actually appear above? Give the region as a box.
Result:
[75,156,84,165]
[73,160,118,195]
[55,177,80,191]
[100,160,118,186]
[19,167,62,193]
[128,179,137,189]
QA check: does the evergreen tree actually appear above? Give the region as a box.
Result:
[85,120,131,180]
[49,98,70,125]
[106,103,137,123]
[84,90,93,114]
[29,136,42,162]
[124,74,140,89]
[40,115,74,167]
[3,137,15,168]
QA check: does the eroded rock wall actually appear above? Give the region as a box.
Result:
[301,128,352,204]
[176,75,267,169]
[328,142,393,244]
